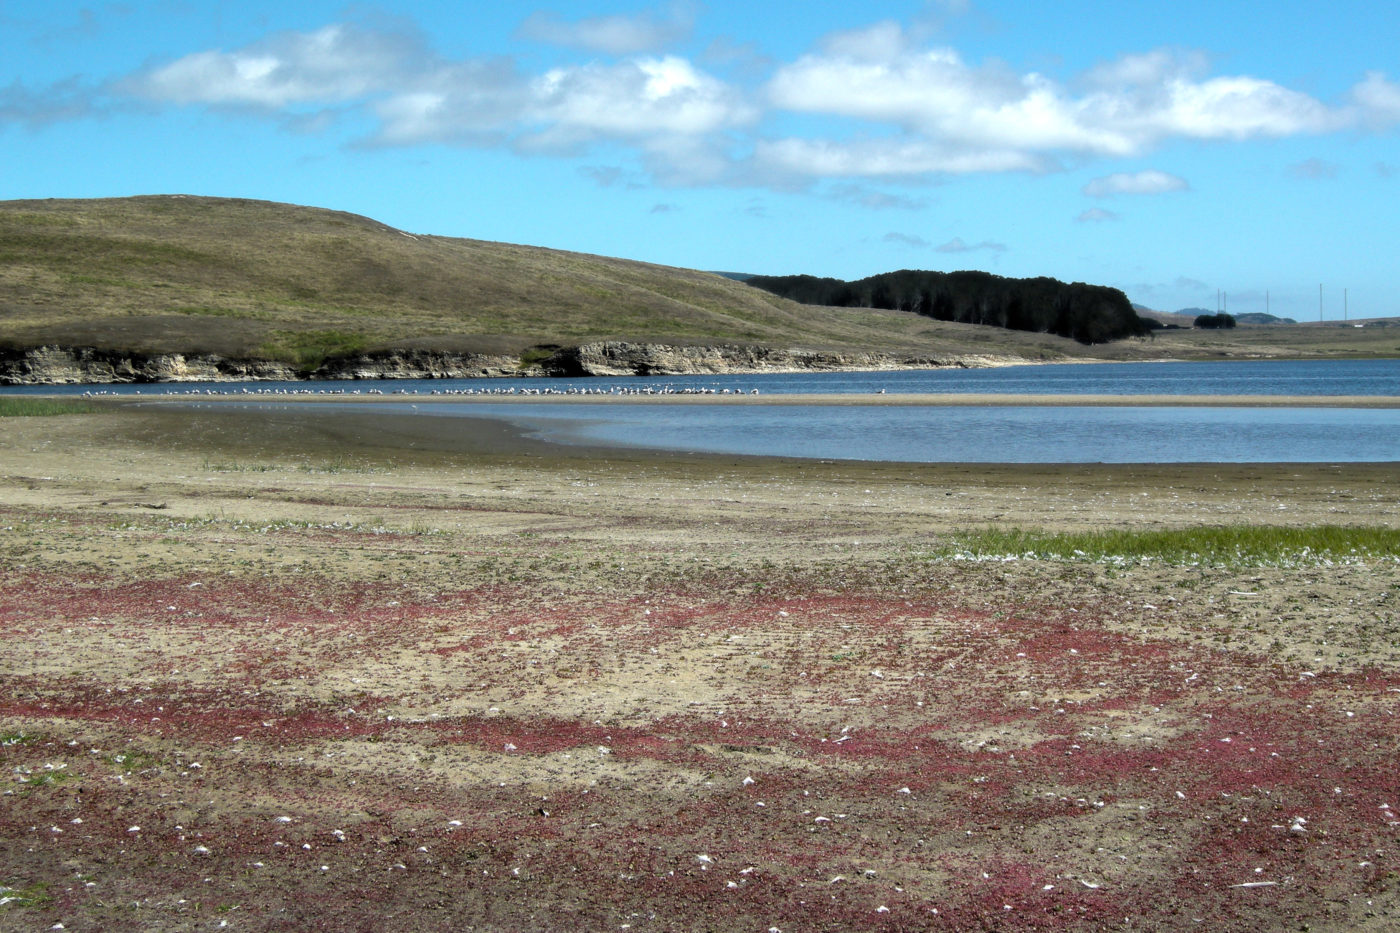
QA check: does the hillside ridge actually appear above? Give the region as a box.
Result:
[4,195,1396,383]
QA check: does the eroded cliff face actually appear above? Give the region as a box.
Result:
[0,343,1010,385]
[312,350,525,381]
[539,342,965,376]
[0,346,524,385]
[0,346,299,385]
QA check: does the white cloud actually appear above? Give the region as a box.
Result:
[827,184,930,210]
[764,30,1366,181]
[0,77,97,127]
[102,17,1400,194]
[126,24,424,108]
[1289,157,1339,179]
[937,237,1006,254]
[1352,71,1400,125]
[370,60,529,145]
[817,21,912,61]
[125,22,750,168]
[1076,207,1119,222]
[883,231,929,247]
[1154,75,1340,139]
[1083,169,1188,197]
[757,137,1043,179]
[529,57,754,142]
[518,5,695,55]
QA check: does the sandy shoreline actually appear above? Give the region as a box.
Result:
[3,406,1400,930]
[97,390,1400,408]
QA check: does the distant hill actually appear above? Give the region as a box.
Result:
[14,195,1379,383]
[0,195,1145,377]
[747,270,1149,344]
[1136,305,1299,327]
[1234,312,1298,325]
[0,196,945,370]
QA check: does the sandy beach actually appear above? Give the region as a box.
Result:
[134,390,1400,407]
[2,403,1398,930]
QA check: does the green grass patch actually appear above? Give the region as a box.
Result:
[258,328,370,372]
[517,345,561,370]
[9,763,76,795]
[201,459,280,473]
[0,397,100,417]
[929,525,1400,567]
[0,881,52,910]
[105,749,162,772]
[174,305,273,321]
[0,731,39,747]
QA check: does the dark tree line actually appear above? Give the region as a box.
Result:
[1193,312,1237,329]
[746,269,1151,345]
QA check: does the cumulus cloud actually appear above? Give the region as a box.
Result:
[1289,157,1339,179]
[122,21,751,175]
[937,237,1006,254]
[96,17,1400,192]
[761,29,1368,181]
[124,23,427,108]
[518,5,695,55]
[1083,169,1188,197]
[0,77,98,127]
[528,57,755,144]
[883,232,929,247]
[1076,207,1119,222]
[827,184,930,210]
[757,137,1043,178]
[580,165,638,188]
[1351,71,1400,125]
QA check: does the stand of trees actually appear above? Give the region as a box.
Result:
[1193,312,1237,329]
[746,269,1150,345]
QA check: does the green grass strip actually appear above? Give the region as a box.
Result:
[0,397,101,417]
[930,524,1400,567]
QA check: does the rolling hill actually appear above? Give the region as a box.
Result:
[2,196,1396,382]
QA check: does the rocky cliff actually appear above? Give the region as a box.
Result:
[0,346,299,385]
[0,343,1011,385]
[0,346,525,385]
[539,342,969,376]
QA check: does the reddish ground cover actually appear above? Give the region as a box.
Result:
[4,569,1398,930]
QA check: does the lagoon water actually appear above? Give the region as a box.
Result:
[105,358,1400,464]
[300,400,1390,463]
[10,358,1400,462]
[13,357,1400,398]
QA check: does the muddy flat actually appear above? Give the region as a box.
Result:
[2,403,1398,931]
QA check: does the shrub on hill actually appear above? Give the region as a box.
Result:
[1194,312,1237,329]
[746,269,1150,344]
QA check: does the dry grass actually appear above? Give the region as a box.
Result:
[3,195,1398,370]
[1,408,1398,930]
[0,195,1074,364]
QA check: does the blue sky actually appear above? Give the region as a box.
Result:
[4,1,1398,320]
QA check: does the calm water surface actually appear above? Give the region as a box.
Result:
[9,358,1400,397]
[12,359,1400,463]
[397,402,1400,463]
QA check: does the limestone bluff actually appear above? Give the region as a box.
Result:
[0,342,1014,385]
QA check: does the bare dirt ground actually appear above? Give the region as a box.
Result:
[2,403,1398,931]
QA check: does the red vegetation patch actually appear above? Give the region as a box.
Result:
[4,570,1400,930]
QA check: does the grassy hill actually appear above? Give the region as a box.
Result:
[2,196,1397,373]
[0,195,1096,370]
